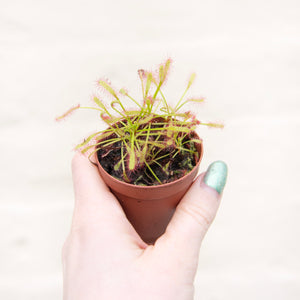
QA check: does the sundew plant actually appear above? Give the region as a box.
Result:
[57,59,223,185]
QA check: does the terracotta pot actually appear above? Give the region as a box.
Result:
[94,140,203,244]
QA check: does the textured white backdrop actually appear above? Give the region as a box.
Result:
[1,0,300,299]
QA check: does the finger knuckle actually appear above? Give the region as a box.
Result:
[179,202,214,229]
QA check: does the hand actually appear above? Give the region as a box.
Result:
[62,153,227,300]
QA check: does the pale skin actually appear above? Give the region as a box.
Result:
[62,153,223,300]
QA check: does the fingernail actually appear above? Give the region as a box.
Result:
[203,161,228,194]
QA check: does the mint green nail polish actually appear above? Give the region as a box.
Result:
[203,161,228,194]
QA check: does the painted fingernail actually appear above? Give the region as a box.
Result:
[203,161,228,194]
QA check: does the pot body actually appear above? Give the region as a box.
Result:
[95,142,203,244]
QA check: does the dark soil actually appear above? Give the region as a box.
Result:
[97,120,200,186]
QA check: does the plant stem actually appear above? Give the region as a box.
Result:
[144,161,162,184]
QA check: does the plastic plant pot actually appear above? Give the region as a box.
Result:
[94,140,203,244]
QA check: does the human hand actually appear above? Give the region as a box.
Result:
[62,153,227,300]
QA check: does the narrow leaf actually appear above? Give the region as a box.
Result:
[145,72,153,97]
[187,73,196,89]
[75,131,102,150]
[97,80,119,100]
[56,104,80,121]
[187,97,205,103]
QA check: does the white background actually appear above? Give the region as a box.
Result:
[1,0,299,299]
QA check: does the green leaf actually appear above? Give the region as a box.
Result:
[166,126,191,133]
[163,58,171,82]
[187,73,196,89]
[75,131,102,150]
[187,97,204,103]
[139,140,165,148]
[145,161,162,184]
[97,80,119,100]
[56,104,80,121]
[201,122,224,128]
[145,72,153,97]
[159,65,164,82]
[187,138,202,144]
[93,96,106,110]
[119,88,128,95]
[138,115,154,125]
[128,147,136,170]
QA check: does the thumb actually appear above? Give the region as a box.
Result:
[70,152,147,248]
[162,161,228,254]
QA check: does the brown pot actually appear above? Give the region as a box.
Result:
[94,140,203,244]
